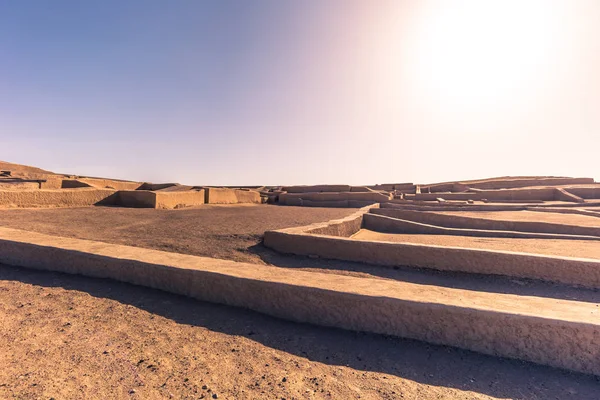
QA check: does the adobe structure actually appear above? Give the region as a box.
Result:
[0,161,262,208]
[1,160,599,379]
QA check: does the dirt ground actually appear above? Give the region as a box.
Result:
[0,205,354,264]
[1,204,600,399]
[438,210,600,227]
[351,230,600,259]
[2,264,599,400]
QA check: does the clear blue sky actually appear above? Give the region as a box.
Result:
[1,1,599,185]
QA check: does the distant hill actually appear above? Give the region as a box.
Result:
[0,160,58,179]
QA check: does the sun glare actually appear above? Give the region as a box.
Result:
[403,0,564,116]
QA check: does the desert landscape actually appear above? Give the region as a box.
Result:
[0,160,599,399]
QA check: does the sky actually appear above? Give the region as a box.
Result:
[1,0,599,185]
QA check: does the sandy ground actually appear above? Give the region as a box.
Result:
[2,264,599,400]
[1,204,600,398]
[352,230,600,259]
[0,205,354,264]
[438,210,600,227]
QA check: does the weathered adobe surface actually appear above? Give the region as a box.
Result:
[77,177,142,190]
[0,188,117,208]
[0,227,598,376]
[0,186,257,209]
[116,190,206,209]
[279,191,392,206]
[204,187,261,204]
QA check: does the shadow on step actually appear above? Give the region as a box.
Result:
[248,244,600,304]
[1,264,598,400]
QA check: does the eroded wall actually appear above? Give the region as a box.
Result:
[0,189,117,208]
[204,188,261,204]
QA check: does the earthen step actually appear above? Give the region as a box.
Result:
[0,227,598,376]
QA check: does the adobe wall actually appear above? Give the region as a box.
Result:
[264,229,600,289]
[383,201,530,211]
[350,186,370,192]
[137,183,178,191]
[117,190,157,208]
[282,185,351,193]
[467,177,594,190]
[2,226,597,376]
[79,178,142,190]
[367,183,415,191]
[116,190,207,209]
[298,199,350,208]
[370,208,600,237]
[554,188,585,203]
[363,213,600,241]
[39,178,63,189]
[279,204,376,237]
[528,207,600,218]
[0,182,40,190]
[0,189,117,208]
[155,190,205,209]
[407,187,558,202]
[279,191,392,205]
[422,177,594,192]
[566,186,600,199]
[61,179,93,188]
[204,188,262,204]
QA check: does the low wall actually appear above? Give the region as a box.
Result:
[117,190,156,208]
[363,213,600,241]
[1,227,597,376]
[350,186,370,192]
[554,188,585,203]
[381,202,530,212]
[39,178,63,189]
[528,207,600,218]
[282,185,351,193]
[274,205,376,237]
[0,189,117,208]
[566,186,600,199]
[407,187,558,202]
[137,183,178,191]
[79,178,142,190]
[279,191,392,205]
[370,208,600,237]
[367,183,415,191]
[155,190,205,209]
[117,190,206,209]
[422,177,595,192]
[264,229,600,289]
[0,182,40,190]
[467,177,594,190]
[61,179,93,188]
[204,187,261,204]
[299,199,349,208]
